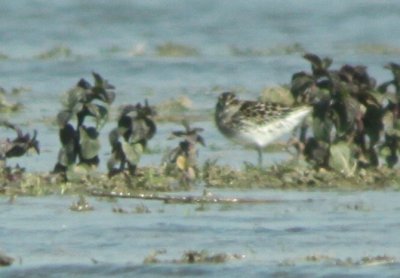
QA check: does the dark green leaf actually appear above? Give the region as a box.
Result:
[92,72,114,89]
[79,126,100,160]
[303,53,322,68]
[312,116,333,142]
[57,146,77,167]
[59,123,76,146]
[290,72,315,100]
[121,141,143,165]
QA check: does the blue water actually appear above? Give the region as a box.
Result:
[1,191,400,277]
[1,0,400,171]
[1,0,400,276]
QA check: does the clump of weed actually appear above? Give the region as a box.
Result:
[53,72,115,180]
[290,53,400,174]
[107,101,156,177]
[163,120,205,187]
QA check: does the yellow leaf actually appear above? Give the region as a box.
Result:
[176,155,187,170]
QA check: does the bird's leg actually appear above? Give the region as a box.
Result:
[257,147,263,168]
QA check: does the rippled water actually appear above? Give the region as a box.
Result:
[1,191,400,277]
[1,0,400,276]
[2,0,400,171]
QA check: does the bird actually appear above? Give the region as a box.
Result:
[215,92,312,166]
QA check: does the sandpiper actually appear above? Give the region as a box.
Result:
[215,92,311,166]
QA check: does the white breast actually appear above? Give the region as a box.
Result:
[238,106,311,148]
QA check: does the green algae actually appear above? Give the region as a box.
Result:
[230,43,305,57]
[259,86,294,106]
[356,43,400,55]
[3,56,400,197]
[0,87,22,113]
[143,249,244,264]
[0,53,8,60]
[280,254,397,268]
[154,96,210,123]
[156,42,200,57]
[36,45,73,60]
[2,157,400,199]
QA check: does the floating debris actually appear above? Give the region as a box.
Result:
[0,53,8,60]
[112,203,151,214]
[70,195,94,212]
[133,203,151,214]
[259,86,294,106]
[143,249,244,264]
[36,45,73,60]
[155,96,195,123]
[0,88,22,112]
[0,251,14,267]
[356,43,400,55]
[280,254,397,267]
[156,42,200,57]
[230,43,305,56]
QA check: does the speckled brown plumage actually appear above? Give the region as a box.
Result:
[215,92,311,166]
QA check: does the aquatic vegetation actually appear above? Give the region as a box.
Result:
[133,203,151,213]
[290,53,400,173]
[156,42,200,57]
[0,121,39,159]
[259,86,294,106]
[0,53,8,60]
[154,96,200,123]
[0,87,22,112]
[281,254,397,267]
[143,249,244,264]
[0,251,14,267]
[70,195,94,212]
[163,120,205,187]
[36,45,73,60]
[4,54,400,195]
[230,42,305,57]
[53,72,115,180]
[2,156,400,197]
[156,96,193,114]
[107,101,156,177]
[111,203,150,214]
[104,166,175,193]
[356,43,400,55]
[0,122,39,185]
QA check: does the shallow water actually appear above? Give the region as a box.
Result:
[1,1,400,276]
[1,0,400,171]
[1,190,400,277]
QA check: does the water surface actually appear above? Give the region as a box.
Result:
[1,190,400,277]
[1,1,400,276]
